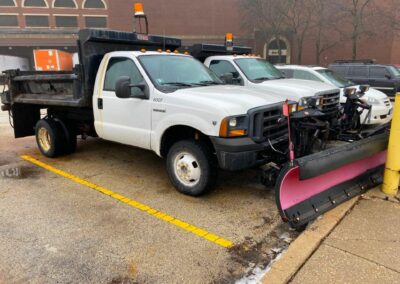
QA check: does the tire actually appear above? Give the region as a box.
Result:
[166,140,217,196]
[35,119,65,158]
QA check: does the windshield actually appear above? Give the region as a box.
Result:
[389,66,400,77]
[316,69,354,88]
[234,58,283,81]
[138,55,222,92]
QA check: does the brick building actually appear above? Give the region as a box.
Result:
[0,0,399,68]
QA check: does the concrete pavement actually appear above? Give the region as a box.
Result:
[264,187,400,284]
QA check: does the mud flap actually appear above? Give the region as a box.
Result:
[276,133,388,228]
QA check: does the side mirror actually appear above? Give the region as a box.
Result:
[220,73,234,84]
[385,74,392,80]
[115,76,148,99]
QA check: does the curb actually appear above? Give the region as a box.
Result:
[261,195,360,284]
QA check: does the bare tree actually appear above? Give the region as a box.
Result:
[335,0,375,60]
[279,0,314,64]
[310,0,344,65]
[241,0,288,62]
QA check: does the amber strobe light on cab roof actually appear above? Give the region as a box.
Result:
[225,33,234,51]
[134,3,145,16]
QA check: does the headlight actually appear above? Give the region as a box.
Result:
[229,117,237,127]
[298,96,323,111]
[366,96,380,105]
[219,115,249,137]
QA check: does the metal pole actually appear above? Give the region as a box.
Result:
[382,93,400,196]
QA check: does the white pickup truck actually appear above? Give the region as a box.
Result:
[1,29,298,196]
[276,65,393,125]
[197,52,341,116]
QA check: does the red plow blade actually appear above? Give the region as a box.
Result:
[275,133,388,228]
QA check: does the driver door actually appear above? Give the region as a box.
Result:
[101,56,151,149]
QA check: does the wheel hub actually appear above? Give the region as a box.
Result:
[174,152,201,187]
[38,127,51,152]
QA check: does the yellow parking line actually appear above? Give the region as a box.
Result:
[21,155,234,249]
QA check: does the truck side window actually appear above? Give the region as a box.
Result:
[348,66,368,77]
[280,69,293,78]
[292,70,323,82]
[330,66,348,76]
[370,67,390,79]
[209,60,242,85]
[104,57,144,94]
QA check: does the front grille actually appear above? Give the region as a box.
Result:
[320,91,340,114]
[249,104,288,143]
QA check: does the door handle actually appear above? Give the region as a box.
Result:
[98,98,103,109]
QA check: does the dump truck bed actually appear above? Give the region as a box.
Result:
[1,28,181,109]
[2,70,86,107]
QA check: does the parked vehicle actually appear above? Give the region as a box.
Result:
[186,40,388,227]
[1,28,293,197]
[329,60,400,97]
[276,65,393,125]
[190,45,342,119]
[33,49,73,71]
[0,55,29,92]
[0,13,388,229]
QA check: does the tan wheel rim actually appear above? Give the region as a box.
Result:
[38,127,51,152]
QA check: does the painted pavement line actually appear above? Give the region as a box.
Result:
[21,155,234,248]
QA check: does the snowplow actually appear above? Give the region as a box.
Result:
[276,99,389,228]
[184,38,390,228]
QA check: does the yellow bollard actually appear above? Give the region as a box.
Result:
[382,93,400,196]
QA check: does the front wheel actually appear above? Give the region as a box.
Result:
[166,140,217,196]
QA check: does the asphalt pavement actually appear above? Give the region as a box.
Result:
[0,111,297,283]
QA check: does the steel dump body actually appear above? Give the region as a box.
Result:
[2,29,181,109]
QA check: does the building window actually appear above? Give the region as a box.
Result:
[55,15,78,27]
[0,14,18,27]
[83,0,106,9]
[25,15,49,27]
[85,16,106,28]
[53,0,77,8]
[0,0,16,7]
[23,0,48,7]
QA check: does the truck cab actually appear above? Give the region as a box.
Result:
[202,54,341,117]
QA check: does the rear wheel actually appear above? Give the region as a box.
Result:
[166,140,217,196]
[35,119,64,158]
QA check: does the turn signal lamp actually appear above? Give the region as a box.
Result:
[219,117,247,137]
[134,3,145,16]
[283,101,298,117]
